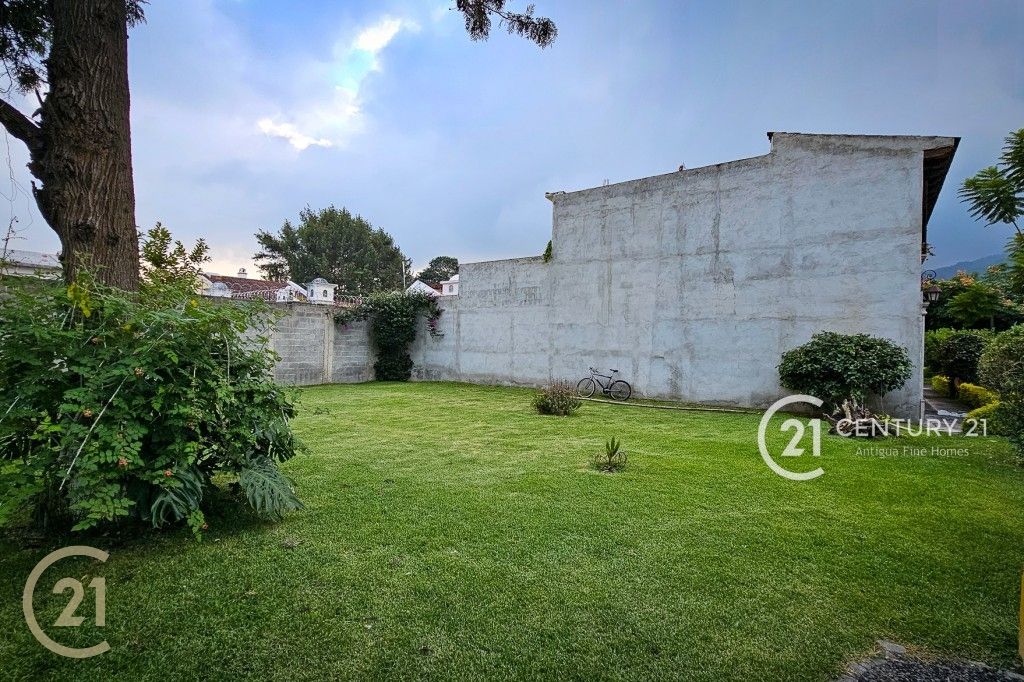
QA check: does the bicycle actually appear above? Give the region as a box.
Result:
[577,367,632,401]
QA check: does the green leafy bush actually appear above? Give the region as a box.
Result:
[777,332,912,409]
[956,383,999,409]
[533,381,581,416]
[0,227,303,535]
[978,325,1024,456]
[935,329,993,386]
[931,375,951,397]
[979,325,1024,395]
[964,402,1005,436]
[338,292,441,381]
[924,328,955,374]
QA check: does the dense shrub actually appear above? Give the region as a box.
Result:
[0,227,303,536]
[338,292,441,381]
[978,325,1024,456]
[777,332,912,409]
[964,402,1005,435]
[533,381,581,416]
[956,383,999,409]
[979,325,1024,395]
[924,328,955,374]
[935,329,993,386]
[930,375,951,397]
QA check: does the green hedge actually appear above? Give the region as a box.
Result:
[964,402,1005,436]
[931,374,951,397]
[957,382,999,409]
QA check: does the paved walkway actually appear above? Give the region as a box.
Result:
[923,383,971,432]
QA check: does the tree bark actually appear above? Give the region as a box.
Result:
[29,0,139,289]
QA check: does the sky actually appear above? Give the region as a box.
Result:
[2,0,1022,276]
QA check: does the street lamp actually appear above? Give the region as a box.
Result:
[919,270,941,423]
[921,270,940,306]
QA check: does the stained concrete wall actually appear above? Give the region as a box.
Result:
[411,133,958,418]
[265,302,374,386]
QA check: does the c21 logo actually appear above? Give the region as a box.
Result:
[757,394,825,481]
[22,546,110,658]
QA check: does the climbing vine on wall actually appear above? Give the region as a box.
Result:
[334,292,443,381]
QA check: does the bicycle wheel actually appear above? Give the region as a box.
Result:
[609,380,632,401]
[576,377,596,398]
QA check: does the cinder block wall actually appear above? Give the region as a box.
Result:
[264,302,374,386]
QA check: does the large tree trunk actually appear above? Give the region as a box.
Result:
[31,0,139,290]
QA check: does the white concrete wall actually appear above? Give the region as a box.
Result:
[411,133,957,418]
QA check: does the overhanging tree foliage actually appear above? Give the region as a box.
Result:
[961,128,1024,301]
[0,1,555,289]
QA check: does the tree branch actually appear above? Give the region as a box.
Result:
[0,97,41,152]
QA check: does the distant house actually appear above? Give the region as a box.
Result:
[0,249,61,278]
[406,279,441,297]
[439,273,459,296]
[198,268,360,307]
[199,268,307,302]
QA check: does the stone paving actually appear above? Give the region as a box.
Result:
[923,383,970,433]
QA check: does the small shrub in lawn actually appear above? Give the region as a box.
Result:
[931,375,951,397]
[533,381,581,416]
[956,383,998,409]
[594,437,627,472]
[936,329,993,388]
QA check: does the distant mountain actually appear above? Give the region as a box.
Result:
[928,253,1007,280]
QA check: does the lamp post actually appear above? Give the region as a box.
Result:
[919,271,941,422]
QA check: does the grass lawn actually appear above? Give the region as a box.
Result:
[1,381,1023,680]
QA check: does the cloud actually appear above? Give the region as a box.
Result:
[257,118,333,150]
[256,15,417,151]
[353,17,409,53]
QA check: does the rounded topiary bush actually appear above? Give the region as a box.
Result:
[777,332,912,409]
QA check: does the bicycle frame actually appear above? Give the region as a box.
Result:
[589,368,617,394]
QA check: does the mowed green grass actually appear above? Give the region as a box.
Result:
[1,381,1023,680]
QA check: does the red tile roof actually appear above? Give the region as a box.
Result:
[204,273,288,293]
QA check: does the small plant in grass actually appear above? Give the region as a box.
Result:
[594,437,627,472]
[532,381,581,416]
